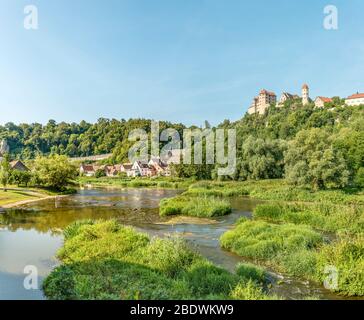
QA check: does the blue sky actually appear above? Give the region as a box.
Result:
[0,0,363,126]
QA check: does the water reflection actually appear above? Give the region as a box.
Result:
[0,188,353,300]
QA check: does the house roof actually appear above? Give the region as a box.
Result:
[137,161,150,169]
[302,84,309,89]
[346,93,364,100]
[81,164,95,172]
[316,96,333,103]
[122,163,133,170]
[10,160,29,171]
[259,89,276,96]
[281,92,299,99]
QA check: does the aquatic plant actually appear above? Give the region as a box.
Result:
[159,196,232,217]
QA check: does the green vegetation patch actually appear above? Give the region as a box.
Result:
[254,202,364,235]
[159,196,232,217]
[220,220,324,277]
[43,220,278,300]
[316,236,364,296]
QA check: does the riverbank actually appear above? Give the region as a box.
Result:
[78,176,194,190]
[0,187,74,209]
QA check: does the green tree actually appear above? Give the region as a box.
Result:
[0,154,11,191]
[11,170,32,187]
[238,136,286,180]
[34,155,77,190]
[95,168,106,178]
[284,128,349,190]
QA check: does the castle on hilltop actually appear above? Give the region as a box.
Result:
[247,84,311,115]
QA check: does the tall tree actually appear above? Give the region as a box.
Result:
[0,154,11,191]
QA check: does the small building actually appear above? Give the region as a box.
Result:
[80,164,96,177]
[105,165,119,177]
[10,160,29,172]
[315,96,333,108]
[277,92,300,107]
[345,93,364,106]
[149,157,169,176]
[131,161,155,177]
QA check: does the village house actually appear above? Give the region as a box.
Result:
[148,157,170,176]
[345,93,364,107]
[10,160,30,172]
[314,96,333,108]
[80,164,96,177]
[130,161,155,177]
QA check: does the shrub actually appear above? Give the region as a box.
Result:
[159,196,232,218]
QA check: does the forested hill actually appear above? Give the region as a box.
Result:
[1,100,364,182]
[0,118,186,162]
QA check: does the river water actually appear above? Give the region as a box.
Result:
[0,187,346,300]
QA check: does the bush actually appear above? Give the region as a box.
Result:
[159,196,232,217]
[354,167,364,188]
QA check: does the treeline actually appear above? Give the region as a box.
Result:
[0,118,185,161]
[174,100,364,190]
[1,99,364,190]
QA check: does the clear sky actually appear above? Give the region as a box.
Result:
[0,0,363,126]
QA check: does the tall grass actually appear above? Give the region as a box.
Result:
[43,220,279,300]
[185,179,364,205]
[159,196,232,218]
[315,235,364,296]
[220,220,324,277]
[253,202,364,235]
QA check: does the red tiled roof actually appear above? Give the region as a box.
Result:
[302,84,309,89]
[123,164,133,170]
[317,97,332,103]
[259,89,276,96]
[347,93,364,100]
[81,164,95,172]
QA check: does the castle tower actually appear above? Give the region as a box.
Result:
[302,84,310,105]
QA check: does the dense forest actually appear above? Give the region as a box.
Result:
[1,99,364,189]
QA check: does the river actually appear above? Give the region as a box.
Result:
[0,187,346,300]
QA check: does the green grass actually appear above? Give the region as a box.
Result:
[184,179,364,205]
[315,235,364,296]
[0,185,65,207]
[253,202,364,235]
[220,219,324,277]
[220,219,364,296]
[0,190,41,206]
[43,220,279,300]
[159,196,232,217]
